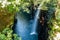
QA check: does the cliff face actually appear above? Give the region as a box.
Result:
[37,10,49,40]
[0,8,14,31]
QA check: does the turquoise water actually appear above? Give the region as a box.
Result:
[14,13,38,40]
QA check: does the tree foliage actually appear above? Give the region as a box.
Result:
[0,0,31,13]
[0,27,21,40]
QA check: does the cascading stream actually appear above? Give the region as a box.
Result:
[30,0,46,35]
[30,7,40,35]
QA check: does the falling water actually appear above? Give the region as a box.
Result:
[30,0,46,35]
[30,5,41,35]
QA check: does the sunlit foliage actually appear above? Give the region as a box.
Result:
[47,0,60,40]
[0,28,21,40]
[0,0,31,13]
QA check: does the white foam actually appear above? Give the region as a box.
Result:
[30,32,37,35]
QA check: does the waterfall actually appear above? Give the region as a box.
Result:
[30,6,41,35]
[14,0,46,40]
[30,0,46,35]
